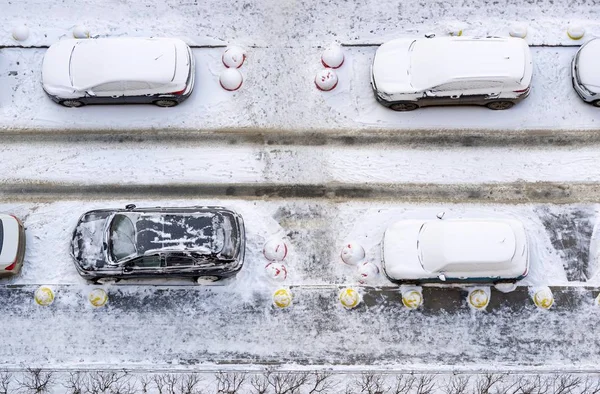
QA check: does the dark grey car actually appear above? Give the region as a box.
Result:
[71,205,245,283]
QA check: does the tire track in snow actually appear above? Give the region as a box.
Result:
[1,181,600,203]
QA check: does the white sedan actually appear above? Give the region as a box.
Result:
[0,214,26,277]
[382,218,529,284]
[42,37,195,108]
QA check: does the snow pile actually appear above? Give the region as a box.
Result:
[219,68,243,91]
[222,46,246,68]
[11,25,29,41]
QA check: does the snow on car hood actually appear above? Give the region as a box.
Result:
[371,38,416,95]
[577,39,600,92]
[71,210,111,270]
[42,39,77,96]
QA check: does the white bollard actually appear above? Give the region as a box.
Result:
[89,288,108,307]
[401,286,423,310]
[263,238,288,261]
[73,25,90,39]
[356,262,379,284]
[468,287,490,310]
[531,286,554,309]
[567,25,585,40]
[273,288,293,308]
[265,262,288,281]
[219,68,243,91]
[12,25,29,41]
[321,44,344,69]
[339,287,361,309]
[340,242,365,265]
[34,286,54,306]
[222,46,246,68]
[314,69,338,91]
[509,24,528,38]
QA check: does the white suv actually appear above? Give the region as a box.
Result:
[371,36,533,111]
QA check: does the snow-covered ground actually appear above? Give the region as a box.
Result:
[1,0,600,47]
[2,46,600,132]
[5,141,600,185]
[0,199,596,286]
[4,0,600,385]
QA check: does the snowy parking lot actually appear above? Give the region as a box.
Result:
[4,0,600,391]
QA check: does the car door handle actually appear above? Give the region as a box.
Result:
[111,95,120,98]
[450,95,461,99]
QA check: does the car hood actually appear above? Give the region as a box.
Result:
[71,210,112,271]
[42,39,78,96]
[0,215,20,266]
[372,38,416,95]
[577,39,600,92]
[382,219,425,280]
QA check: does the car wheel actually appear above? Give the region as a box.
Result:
[153,99,179,107]
[195,276,220,284]
[486,101,514,110]
[60,100,84,108]
[592,100,600,107]
[389,102,418,111]
[95,277,120,285]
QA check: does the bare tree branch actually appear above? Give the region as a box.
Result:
[443,375,471,394]
[215,371,247,394]
[16,368,54,394]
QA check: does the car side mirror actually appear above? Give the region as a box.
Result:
[438,273,446,281]
[436,212,445,220]
[123,264,134,272]
[85,90,96,97]
[425,90,435,97]
[125,204,136,210]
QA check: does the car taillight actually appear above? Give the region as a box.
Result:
[171,87,186,95]
[514,87,529,93]
[4,261,16,271]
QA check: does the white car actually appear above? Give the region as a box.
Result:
[0,214,26,277]
[371,36,533,111]
[42,37,195,107]
[382,218,529,284]
[572,38,600,106]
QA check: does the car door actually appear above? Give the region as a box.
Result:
[423,81,466,106]
[123,81,154,104]
[459,80,503,105]
[123,254,164,277]
[89,81,125,104]
[165,253,196,277]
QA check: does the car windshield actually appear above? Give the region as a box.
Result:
[109,214,137,263]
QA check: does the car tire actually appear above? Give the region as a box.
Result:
[592,100,600,107]
[195,276,220,284]
[389,102,419,111]
[486,101,514,110]
[153,99,179,107]
[60,100,84,108]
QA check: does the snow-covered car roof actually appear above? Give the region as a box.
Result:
[382,218,529,283]
[116,211,227,256]
[576,38,600,90]
[410,37,529,89]
[70,38,179,88]
[418,220,517,273]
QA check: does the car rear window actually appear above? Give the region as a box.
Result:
[0,219,3,255]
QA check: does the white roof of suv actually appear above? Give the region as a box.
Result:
[410,38,528,89]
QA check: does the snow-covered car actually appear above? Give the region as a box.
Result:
[71,205,245,283]
[382,218,529,284]
[0,214,26,277]
[42,37,195,108]
[572,38,600,106]
[371,36,533,111]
